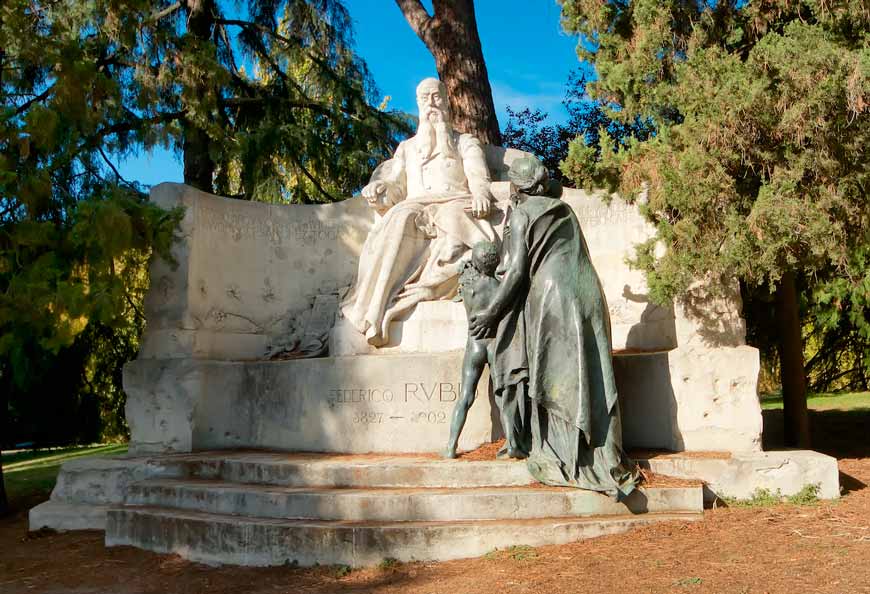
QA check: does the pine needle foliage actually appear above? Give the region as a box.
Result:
[0,0,409,450]
[559,0,870,372]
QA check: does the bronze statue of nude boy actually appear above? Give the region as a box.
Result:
[443,241,528,460]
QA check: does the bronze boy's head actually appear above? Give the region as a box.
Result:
[471,241,499,276]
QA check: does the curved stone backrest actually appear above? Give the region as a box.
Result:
[139,150,745,361]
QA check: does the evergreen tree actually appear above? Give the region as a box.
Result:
[0,0,407,514]
[560,0,869,447]
[501,69,653,182]
[136,0,411,200]
[0,0,183,514]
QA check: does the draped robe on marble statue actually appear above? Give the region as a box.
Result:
[341,130,497,346]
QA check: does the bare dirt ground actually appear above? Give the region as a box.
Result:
[2,409,869,594]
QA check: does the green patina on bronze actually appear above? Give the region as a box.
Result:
[457,155,637,497]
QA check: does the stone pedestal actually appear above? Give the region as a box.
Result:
[616,348,762,453]
[124,352,498,455]
[329,301,468,356]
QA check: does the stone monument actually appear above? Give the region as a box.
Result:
[28,77,839,567]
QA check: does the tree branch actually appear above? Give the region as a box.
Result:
[290,156,338,202]
[7,84,55,119]
[150,1,182,22]
[97,146,140,192]
[393,0,435,49]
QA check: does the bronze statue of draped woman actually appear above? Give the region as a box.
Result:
[468,156,638,498]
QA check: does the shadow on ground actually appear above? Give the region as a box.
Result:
[763,408,870,496]
[762,408,870,458]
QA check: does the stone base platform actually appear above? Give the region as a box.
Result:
[30,448,839,566]
[637,449,840,503]
[32,450,702,566]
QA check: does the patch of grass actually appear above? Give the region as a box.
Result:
[331,564,352,578]
[2,443,128,505]
[787,483,821,505]
[506,545,538,561]
[723,488,782,507]
[723,483,821,507]
[377,557,399,570]
[673,577,703,587]
[760,391,870,411]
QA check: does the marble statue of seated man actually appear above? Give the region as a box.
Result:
[340,77,499,347]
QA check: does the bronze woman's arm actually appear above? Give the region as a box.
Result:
[468,208,530,339]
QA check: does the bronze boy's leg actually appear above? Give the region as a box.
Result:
[444,337,488,458]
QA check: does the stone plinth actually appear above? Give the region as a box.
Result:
[124,353,497,455]
[330,301,467,356]
[616,349,762,453]
[639,449,840,502]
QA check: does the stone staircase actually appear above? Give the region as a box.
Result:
[102,451,703,567]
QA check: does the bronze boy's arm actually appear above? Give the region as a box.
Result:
[469,208,529,339]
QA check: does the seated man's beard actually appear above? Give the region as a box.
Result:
[417,111,456,160]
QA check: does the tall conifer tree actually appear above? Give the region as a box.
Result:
[0,0,407,513]
[560,0,869,447]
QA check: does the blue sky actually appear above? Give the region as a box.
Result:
[118,1,581,186]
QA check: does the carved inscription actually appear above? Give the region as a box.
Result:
[572,200,639,228]
[198,203,339,246]
[328,382,465,426]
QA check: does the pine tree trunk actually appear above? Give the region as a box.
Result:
[395,0,501,145]
[182,0,216,192]
[0,35,8,518]
[0,368,8,516]
[0,454,7,517]
[775,270,811,448]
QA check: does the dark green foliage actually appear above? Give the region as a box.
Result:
[0,0,408,471]
[153,0,413,201]
[1,2,183,451]
[559,0,870,399]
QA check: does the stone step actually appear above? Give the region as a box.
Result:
[157,451,537,488]
[106,505,702,567]
[29,500,111,532]
[126,479,702,522]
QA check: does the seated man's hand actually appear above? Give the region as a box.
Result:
[470,193,491,219]
[361,181,387,206]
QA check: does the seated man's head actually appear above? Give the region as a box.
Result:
[416,77,451,126]
[471,241,500,276]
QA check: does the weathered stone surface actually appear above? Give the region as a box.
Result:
[105,507,700,567]
[155,451,537,488]
[48,455,185,505]
[125,353,497,455]
[616,349,762,453]
[140,183,375,362]
[639,449,840,502]
[561,189,677,352]
[125,349,757,455]
[29,501,111,532]
[124,480,702,522]
[330,301,468,356]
